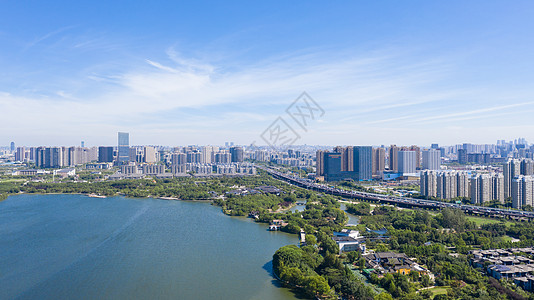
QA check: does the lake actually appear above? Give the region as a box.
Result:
[0,194,301,300]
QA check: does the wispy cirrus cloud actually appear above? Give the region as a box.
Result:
[2,44,533,146]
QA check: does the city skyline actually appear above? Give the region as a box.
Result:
[3,1,534,146]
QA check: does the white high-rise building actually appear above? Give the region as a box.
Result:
[422,149,441,170]
[504,159,521,198]
[512,175,534,209]
[420,170,471,200]
[201,146,218,164]
[437,172,457,199]
[144,146,157,163]
[398,151,416,174]
[457,172,470,198]
[470,174,504,204]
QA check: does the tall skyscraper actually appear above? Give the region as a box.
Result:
[372,147,386,176]
[422,149,441,170]
[117,132,130,164]
[334,146,353,172]
[353,146,372,180]
[420,170,438,198]
[389,145,399,172]
[471,174,504,204]
[504,159,521,199]
[512,175,534,209]
[398,151,416,174]
[458,149,468,164]
[15,147,25,162]
[10,142,15,152]
[521,159,534,176]
[316,150,326,176]
[408,145,421,169]
[437,172,457,199]
[201,146,218,164]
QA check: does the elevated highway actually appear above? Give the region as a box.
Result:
[259,166,534,221]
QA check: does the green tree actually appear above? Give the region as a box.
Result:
[421,274,432,287]
[306,234,317,247]
[374,292,394,300]
[304,275,331,296]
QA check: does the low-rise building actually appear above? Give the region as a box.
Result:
[363,252,430,276]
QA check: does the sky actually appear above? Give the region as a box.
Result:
[2,1,534,147]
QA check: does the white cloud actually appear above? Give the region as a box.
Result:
[3,46,534,146]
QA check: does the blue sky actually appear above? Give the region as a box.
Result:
[2,1,534,147]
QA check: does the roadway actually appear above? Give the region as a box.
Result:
[259,166,534,220]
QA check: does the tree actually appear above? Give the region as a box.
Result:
[306,234,317,247]
[421,274,432,287]
[273,245,302,275]
[358,257,366,270]
[374,292,394,300]
[304,275,331,296]
[280,266,304,286]
[420,290,433,299]
[347,251,361,263]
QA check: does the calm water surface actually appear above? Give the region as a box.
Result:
[0,194,301,300]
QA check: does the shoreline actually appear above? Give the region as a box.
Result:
[3,192,215,203]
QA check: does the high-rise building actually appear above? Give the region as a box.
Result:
[316,150,326,176]
[117,132,130,164]
[36,147,64,168]
[389,145,399,172]
[458,149,468,164]
[187,151,202,163]
[420,170,470,199]
[492,174,505,203]
[422,149,441,170]
[372,147,386,176]
[129,147,143,163]
[98,146,114,163]
[408,145,421,169]
[172,153,187,165]
[437,172,457,199]
[214,152,231,163]
[512,175,534,209]
[334,146,353,172]
[324,152,342,181]
[420,170,438,198]
[470,175,490,204]
[201,146,218,164]
[15,147,25,162]
[521,159,534,176]
[398,151,416,174]
[230,146,244,163]
[457,172,470,198]
[431,143,439,149]
[144,146,157,163]
[254,150,269,162]
[353,146,372,180]
[471,174,504,204]
[10,142,15,152]
[504,159,521,199]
